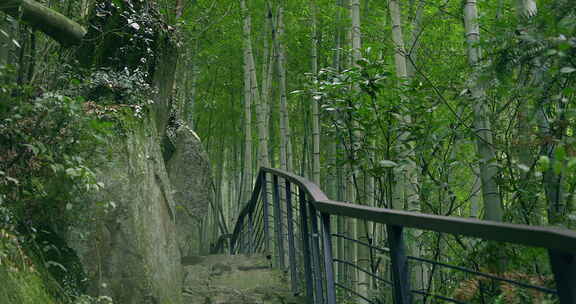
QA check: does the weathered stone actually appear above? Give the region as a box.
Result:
[182,254,307,304]
[67,120,182,304]
[167,125,213,256]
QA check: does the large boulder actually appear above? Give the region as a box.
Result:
[167,125,213,256]
[67,120,182,304]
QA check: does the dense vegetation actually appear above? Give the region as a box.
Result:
[0,0,179,302]
[0,0,574,303]
[181,0,576,302]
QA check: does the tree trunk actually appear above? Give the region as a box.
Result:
[513,0,542,225]
[311,0,321,186]
[275,6,293,172]
[240,0,254,206]
[175,0,184,19]
[388,0,425,294]
[331,0,345,285]
[463,0,503,222]
[348,0,370,298]
[257,2,272,171]
[405,0,424,78]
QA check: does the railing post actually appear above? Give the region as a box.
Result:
[387,225,412,304]
[230,231,236,255]
[229,232,234,255]
[248,208,254,255]
[272,175,286,269]
[309,202,325,304]
[262,172,270,253]
[548,250,576,304]
[285,181,299,294]
[243,219,248,254]
[321,212,337,304]
[238,222,244,254]
[299,188,314,304]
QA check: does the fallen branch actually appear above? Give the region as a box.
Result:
[1,0,86,46]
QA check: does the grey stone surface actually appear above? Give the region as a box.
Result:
[67,120,182,304]
[182,254,306,304]
[167,125,213,256]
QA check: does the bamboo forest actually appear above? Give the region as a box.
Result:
[0,0,575,303]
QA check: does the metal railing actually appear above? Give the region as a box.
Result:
[227,167,576,304]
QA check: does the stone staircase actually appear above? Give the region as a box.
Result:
[181,254,307,304]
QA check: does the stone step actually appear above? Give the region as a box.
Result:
[182,254,306,304]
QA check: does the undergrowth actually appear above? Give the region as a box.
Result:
[0,62,152,303]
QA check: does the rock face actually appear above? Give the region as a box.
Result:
[67,120,216,304]
[167,125,213,256]
[182,254,306,304]
[63,7,191,301]
[68,121,182,304]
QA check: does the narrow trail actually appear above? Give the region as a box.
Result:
[181,254,306,304]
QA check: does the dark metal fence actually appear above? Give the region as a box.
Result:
[228,167,576,304]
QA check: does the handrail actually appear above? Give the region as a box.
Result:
[227,167,576,304]
[260,167,576,252]
[313,200,576,252]
[229,172,263,252]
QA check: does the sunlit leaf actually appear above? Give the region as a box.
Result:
[560,67,576,74]
[379,160,398,168]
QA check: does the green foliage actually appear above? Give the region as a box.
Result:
[78,0,178,71]
[0,215,113,304]
[73,295,114,304]
[0,265,59,304]
[308,56,395,171]
[82,68,155,108]
[479,0,576,226]
[0,54,161,225]
[0,82,108,228]
[0,204,64,304]
[0,63,149,301]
